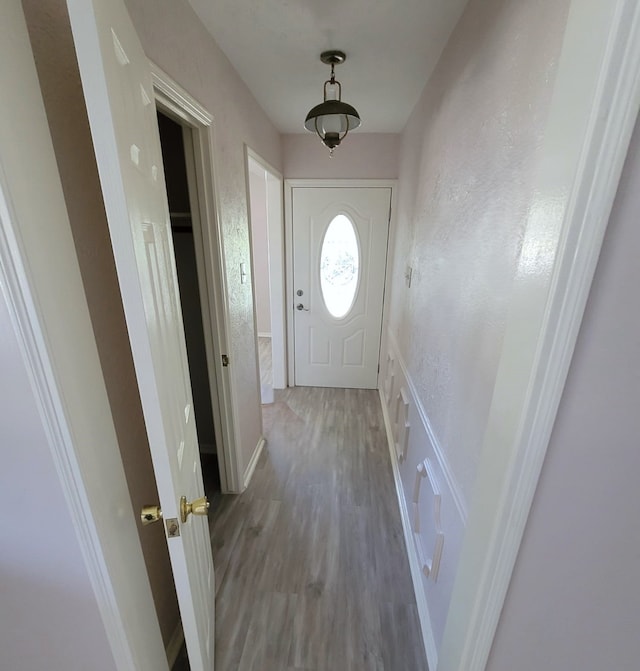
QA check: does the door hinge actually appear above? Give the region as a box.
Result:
[221,354,229,367]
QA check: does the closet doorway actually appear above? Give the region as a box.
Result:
[246,150,286,403]
[157,110,220,497]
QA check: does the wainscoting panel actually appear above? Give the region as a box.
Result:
[413,458,444,581]
[380,331,467,669]
[384,352,395,405]
[394,387,410,463]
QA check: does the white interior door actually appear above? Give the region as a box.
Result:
[66,1,215,669]
[293,186,391,388]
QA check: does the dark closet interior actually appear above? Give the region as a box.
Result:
[156,110,220,499]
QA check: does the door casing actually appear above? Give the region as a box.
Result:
[284,179,398,389]
[152,62,241,493]
[245,148,286,391]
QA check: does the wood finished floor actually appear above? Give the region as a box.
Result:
[204,386,427,671]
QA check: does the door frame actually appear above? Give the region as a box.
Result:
[151,62,241,492]
[284,179,397,387]
[245,148,286,390]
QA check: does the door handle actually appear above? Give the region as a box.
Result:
[142,497,209,525]
[296,303,309,311]
[180,495,209,523]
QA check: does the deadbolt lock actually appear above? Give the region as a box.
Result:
[180,495,210,523]
[140,504,163,526]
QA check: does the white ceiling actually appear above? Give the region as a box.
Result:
[188,0,469,134]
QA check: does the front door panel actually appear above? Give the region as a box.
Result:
[293,187,391,388]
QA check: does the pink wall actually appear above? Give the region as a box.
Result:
[249,168,272,334]
[486,113,640,671]
[388,0,570,504]
[382,0,571,655]
[283,133,399,179]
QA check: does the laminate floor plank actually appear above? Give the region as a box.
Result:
[207,386,428,671]
[237,591,297,671]
[379,602,426,671]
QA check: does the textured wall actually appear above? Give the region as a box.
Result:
[388,0,570,504]
[249,168,272,335]
[486,113,640,671]
[21,0,180,646]
[283,133,399,179]
[125,0,283,476]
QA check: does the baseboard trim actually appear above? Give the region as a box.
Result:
[243,436,266,489]
[380,388,438,670]
[165,621,184,669]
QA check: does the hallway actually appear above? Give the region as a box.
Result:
[206,386,427,670]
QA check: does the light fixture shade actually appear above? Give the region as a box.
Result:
[304,100,361,149]
[304,100,361,134]
[304,51,360,151]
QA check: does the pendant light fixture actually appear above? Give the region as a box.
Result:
[304,50,361,155]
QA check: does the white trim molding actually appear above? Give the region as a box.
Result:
[243,436,266,489]
[387,331,467,523]
[245,147,287,391]
[150,61,212,126]
[380,389,439,669]
[394,387,410,464]
[413,459,444,582]
[379,332,467,671]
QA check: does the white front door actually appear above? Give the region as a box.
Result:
[292,186,391,388]
[66,1,215,669]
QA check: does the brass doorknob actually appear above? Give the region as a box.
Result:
[141,504,163,526]
[180,495,209,523]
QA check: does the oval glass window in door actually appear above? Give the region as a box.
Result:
[320,214,360,319]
